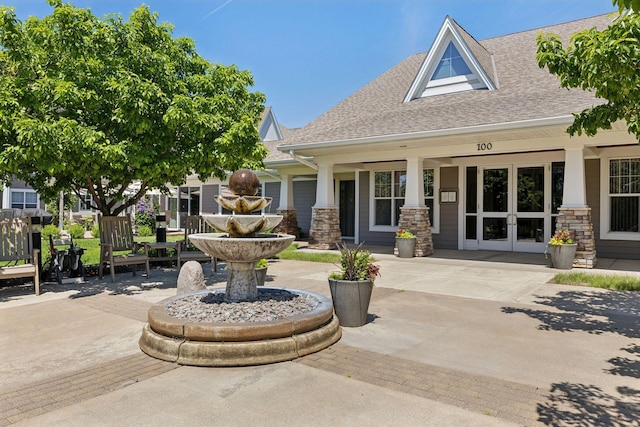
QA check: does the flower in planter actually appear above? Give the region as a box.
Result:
[548,230,574,246]
[395,229,415,239]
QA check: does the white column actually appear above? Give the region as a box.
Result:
[2,187,10,208]
[562,147,587,208]
[278,174,294,209]
[315,163,335,207]
[404,157,425,207]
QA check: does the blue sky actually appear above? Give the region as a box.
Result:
[11,1,616,128]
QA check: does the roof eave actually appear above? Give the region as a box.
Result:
[277,115,575,153]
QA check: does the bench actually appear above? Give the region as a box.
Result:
[98,215,150,283]
[0,217,40,295]
[178,215,218,273]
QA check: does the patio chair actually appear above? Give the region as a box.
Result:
[0,217,40,295]
[98,215,150,282]
[178,215,217,272]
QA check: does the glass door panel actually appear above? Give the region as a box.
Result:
[479,167,512,250]
[514,166,547,252]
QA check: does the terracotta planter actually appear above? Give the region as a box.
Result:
[328,278,373,327]
[548,244,577,269]
[396,237,416,258]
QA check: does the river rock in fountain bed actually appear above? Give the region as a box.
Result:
[166,289,320,323]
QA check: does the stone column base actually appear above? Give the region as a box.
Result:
[309,207,342,250]
[557,207,597,268]
[397,206,434,257]
[274,209,300,239]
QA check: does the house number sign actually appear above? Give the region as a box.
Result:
[477,143,493,151]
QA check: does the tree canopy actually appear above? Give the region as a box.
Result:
[536,1,640,142]
[0,0,267,216]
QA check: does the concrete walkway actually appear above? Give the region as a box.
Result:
[1,249,640,426]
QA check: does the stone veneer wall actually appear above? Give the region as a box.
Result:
[397,206,434,257]
[309,207,342,250]
[274,209,300,239]
[556,207,597,268]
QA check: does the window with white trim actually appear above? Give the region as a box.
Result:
[76,193,94,212]
[11,190,38,209]
[373,169,435,227]
[432,42,472,80]
[609,158,640,233]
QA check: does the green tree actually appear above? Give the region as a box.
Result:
[536,1,640,141]
[0,1,266,216]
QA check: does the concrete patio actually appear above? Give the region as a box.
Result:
[1,248,639,426]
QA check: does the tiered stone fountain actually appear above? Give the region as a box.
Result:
[139,170,341,366]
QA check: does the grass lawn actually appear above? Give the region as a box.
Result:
[45,235,184,266]
[273,243,341,264]
[41,239,339,267]
[553,272,640,291]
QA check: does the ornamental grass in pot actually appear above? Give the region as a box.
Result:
[328,241,381,327]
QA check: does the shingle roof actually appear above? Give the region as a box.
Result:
[276,14,612,150]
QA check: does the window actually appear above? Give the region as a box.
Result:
[609,158,640,233]
[432,42,472,80]
[424,169,435,226]
[77,194,94,212]
[372,169,435,228]
[11,190,38,209]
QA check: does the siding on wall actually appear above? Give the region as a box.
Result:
[7,179,45,209]
[201,185,218,214]
[264,182,280,214]
[588,158,640,260]
[433,166,459,249]
[11,179,30,190]
[357,171,396,246]
[293,180,316,236]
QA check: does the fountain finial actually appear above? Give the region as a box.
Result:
[228,169,260,196]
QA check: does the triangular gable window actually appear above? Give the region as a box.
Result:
[432,42,472,80]
[404,17,496,102]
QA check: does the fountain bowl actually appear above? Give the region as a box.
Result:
[201,214,283,237]
[215,195,272,214]
[189,232,295,262]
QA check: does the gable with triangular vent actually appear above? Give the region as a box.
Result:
[404,16,497,102]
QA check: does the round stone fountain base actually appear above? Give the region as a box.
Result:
[139,288,342,366]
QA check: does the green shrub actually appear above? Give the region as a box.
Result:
[68,224,85,239]
[91,224,100,238]
[41,224,60,240]
[137,225,153,237]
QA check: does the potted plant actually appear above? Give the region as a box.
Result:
[328,241,381,327]
[255,258,268,286]
[545,230,577,269]
[395,228,416,258]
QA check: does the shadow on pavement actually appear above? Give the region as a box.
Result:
[502,291,640,425]
[501,290,640,339]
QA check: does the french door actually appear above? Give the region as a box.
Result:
[465,164,549,252]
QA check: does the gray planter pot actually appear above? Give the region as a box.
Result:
[396,237,416,258]
[255,267,267,286]
[328,278,373,327]
[548,244,577,269]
